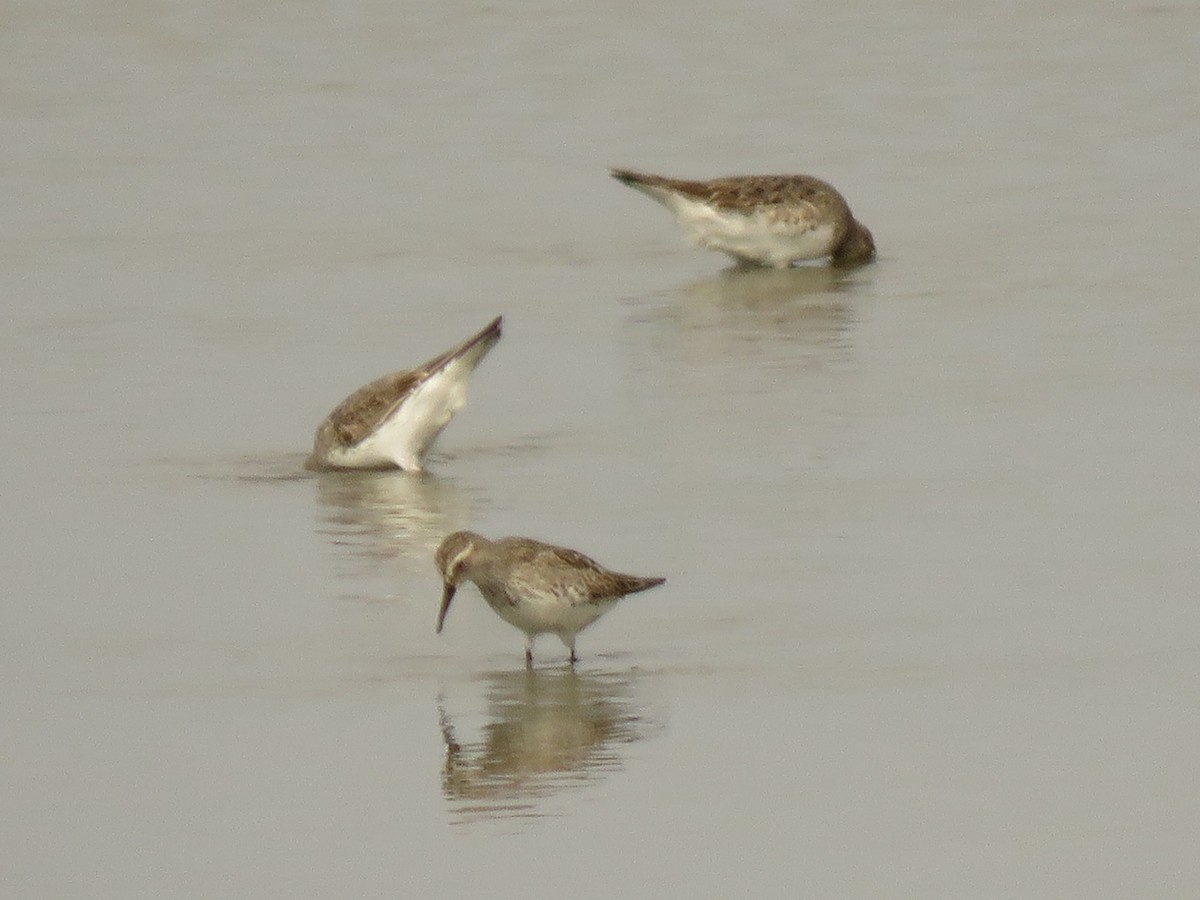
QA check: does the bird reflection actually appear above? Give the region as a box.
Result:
[313,469,472,571]
[655,264,859,357]
[438,667,657,823]
[618,264,866,469]
[713,259,851,297]
[623,264,863,387]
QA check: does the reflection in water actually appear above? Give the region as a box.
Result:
[438,668,658,824]
[620,265,866,470]
[314,469,472,571]
[179,453,314,484]
[696,261,853,299]
[657,265,860,360]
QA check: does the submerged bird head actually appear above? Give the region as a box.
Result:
[832,219,875,266]
[434,530,484,633]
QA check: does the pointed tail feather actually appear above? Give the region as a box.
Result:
[610,168,710,205]
[610,167,658,189]
[624,575,666,596]
[419,315,503,377]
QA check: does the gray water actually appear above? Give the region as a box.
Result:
[4,2,1200,897]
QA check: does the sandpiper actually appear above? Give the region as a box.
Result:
[610,168,875,268]
[305,316,502,473]
[435,531,666,665]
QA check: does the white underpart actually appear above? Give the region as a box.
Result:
[487,579,618,649]
[660,193,836,268]
[331,358,475,471]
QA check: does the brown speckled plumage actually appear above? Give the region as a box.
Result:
[306,316,502,471]
[313,369,424,454]
[613,171,844,212]
[435,530,666,664]
[610,168,875,267]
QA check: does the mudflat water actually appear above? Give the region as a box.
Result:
[3,2,1199,897]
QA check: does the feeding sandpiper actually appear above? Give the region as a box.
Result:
[610,168,875,268]
[435,531,666,665]
[305,316,502,473]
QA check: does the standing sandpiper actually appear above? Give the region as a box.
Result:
[305,316,502,473]
[610,168,875,268]
[435,531,666,665]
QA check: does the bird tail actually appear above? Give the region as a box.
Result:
[625,575,667,595]
[610,168,709,205]
[610,167,658,189]
[610,168,688,195]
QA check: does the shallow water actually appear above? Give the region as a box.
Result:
[4,1,1200,896]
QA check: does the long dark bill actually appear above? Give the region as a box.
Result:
[435,582,457,634]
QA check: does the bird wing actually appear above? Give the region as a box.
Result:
[505,539,661,605]
[700,174,837,208]
[322,369,424,449]
[707,178,843,244]
[318,317,501,451]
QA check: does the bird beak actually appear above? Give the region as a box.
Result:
[435,582,457,634]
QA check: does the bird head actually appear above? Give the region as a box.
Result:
[434,531,481,633]
[833,219,875,266]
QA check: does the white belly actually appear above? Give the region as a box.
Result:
[668,196,837,267]
[328,363,473,471]
[490,592,617,639]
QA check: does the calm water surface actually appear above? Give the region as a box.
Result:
[3,2,1199,897]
